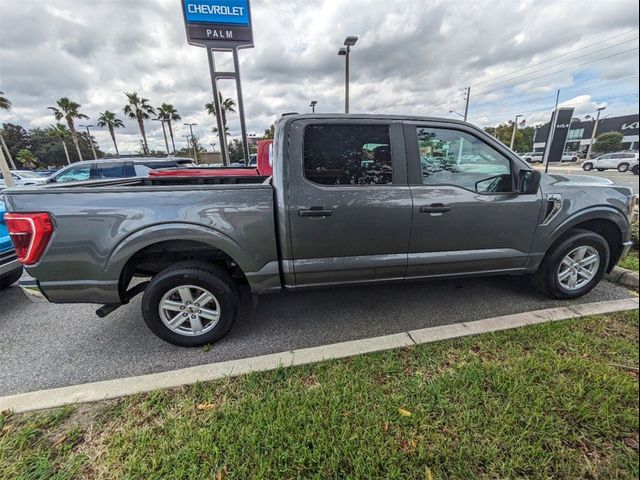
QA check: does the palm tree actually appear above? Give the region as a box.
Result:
[97,111,125,157]
[0,91,11,111]
[0,91,16,169]
[157,103,181,154]
[48,123,72,165]
[205,94,236,135]
[123,92,155,155]
[47,97,88,161]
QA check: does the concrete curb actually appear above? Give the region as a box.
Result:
[606,267,639,289]
[1,298,638,414]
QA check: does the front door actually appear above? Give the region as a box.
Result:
[286,120,412,287]
[404,122,543,278]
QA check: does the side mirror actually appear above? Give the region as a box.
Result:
[519,169,541,194]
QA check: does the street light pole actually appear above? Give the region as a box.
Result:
[79,124,98,160]
[509,114,523,150]
[585,107,606,161]
[463,86,471,121]
[183,135,195,161]
[184,123,198,164]
[339,36,358,114]
[310,100,317,113]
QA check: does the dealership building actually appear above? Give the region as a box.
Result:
[532,113,639,153]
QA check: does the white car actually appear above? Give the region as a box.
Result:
[0,170,48,191]
[582,152,639,173]
[521,152,577,163]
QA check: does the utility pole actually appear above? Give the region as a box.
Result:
[184,123,198,164]
[0,132,16,169]
[585,107,606,161]
[463,86,471,121]
[510,114,523,150]
[79,124,98,160]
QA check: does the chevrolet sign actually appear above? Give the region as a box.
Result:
[182,0,253,48]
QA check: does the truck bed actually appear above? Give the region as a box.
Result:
[3,177,280,303]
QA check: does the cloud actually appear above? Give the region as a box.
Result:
[0,0,638,154]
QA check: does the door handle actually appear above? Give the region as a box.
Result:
[419,203,450,214]
[298,207,333,217]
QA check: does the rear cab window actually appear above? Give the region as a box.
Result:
[303,124,392,185]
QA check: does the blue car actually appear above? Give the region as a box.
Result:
[0,196,23,289]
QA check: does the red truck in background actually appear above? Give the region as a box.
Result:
[150,139,273,178]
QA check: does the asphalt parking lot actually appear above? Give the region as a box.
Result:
[0,275,635,397]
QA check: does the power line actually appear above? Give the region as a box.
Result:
[470,28,639,88]
[476,92,639,122]
[474,47,639,96]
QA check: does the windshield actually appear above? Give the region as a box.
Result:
[16,171,42,178]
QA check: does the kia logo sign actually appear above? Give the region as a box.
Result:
[556,123,570,129]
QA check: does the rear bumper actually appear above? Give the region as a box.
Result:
[18,274,49,303]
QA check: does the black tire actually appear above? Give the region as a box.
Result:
[534,229,609,299]
[597,168,605,172]
[141,263,239,347]
[582,163,593,171]
[617,163,630,173]
[632,164,639,176]
[0,267,23,289]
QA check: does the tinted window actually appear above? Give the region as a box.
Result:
[304,124,392,185]
[54,164,91,183]
[417,127,512,193]
[92,163,128,179]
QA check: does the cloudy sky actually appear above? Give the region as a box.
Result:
[0,0,638,155]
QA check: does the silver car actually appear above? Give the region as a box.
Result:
[0,170,48,191]
[582,152,639,173]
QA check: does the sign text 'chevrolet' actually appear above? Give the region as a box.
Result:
[182,0,253,48]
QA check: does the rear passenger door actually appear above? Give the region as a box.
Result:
[286,120,412,287]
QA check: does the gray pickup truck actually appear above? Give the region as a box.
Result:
[3,115,636,346]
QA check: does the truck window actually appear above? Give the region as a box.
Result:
[303,124,392,185]
[416,127,512,193]
[92,163,129,179]
[54,164,91,183]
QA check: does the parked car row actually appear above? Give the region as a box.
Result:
[520,152,578,163]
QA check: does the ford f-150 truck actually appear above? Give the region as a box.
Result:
[3,115,636,346]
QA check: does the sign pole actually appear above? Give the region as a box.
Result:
[207,48,229,166]
[543,90,560,174]
[232,48,250,164]
[0,145,15,188]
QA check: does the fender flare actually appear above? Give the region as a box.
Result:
[105,222,250,281]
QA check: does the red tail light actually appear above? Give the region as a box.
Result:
[4,213,54,265]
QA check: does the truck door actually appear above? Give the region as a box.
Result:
[286,120,412,287]
[404,122,543,278]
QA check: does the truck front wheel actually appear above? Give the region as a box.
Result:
[534,229,609,299]
[141,263,239,347]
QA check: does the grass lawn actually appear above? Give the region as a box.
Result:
[1,311,638,479]
[619,250,639,272]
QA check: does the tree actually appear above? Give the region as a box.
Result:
[263,122,276,139]
[47,97,88,161]
[205,94,236,134]
[157,103,181,153]
[593,132,623,154]
[123,92,155,155]
[1,123,29,158]
[0,91,10,111]
[227,139,245,163]
[15,149,40,169]
[97,111,125,157]
[484,122,534,153]
[48,124,72,165]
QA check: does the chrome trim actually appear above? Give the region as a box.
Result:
[18,276,49,303]
[541,193,563,225]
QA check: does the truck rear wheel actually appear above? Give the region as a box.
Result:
[141,263,239,347]
[534,229,609,299]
